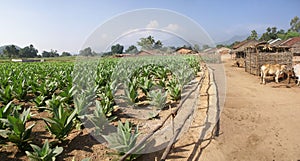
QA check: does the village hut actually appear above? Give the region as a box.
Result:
[136,50,156,56]
[244,39,294,75]
[232,39,259,58]
[175,47,195,55]
[217,47,231,55]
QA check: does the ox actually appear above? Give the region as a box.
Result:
[260,64,287,84]
[293,64,300,86]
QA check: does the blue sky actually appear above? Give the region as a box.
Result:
[0,0,299,54]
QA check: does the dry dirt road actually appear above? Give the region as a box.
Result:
[201,55,300,161]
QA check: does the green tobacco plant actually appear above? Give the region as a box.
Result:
[43,106,76,141]
[98,95,115,119]
[103,120,140,160]
[86,100,115,135]
[3,108,35,150]
[45,94,68,113]
[148,89,167,110]
[0,85,13,104]
[124,78,139,104]
[138,77,153,95]
[25,139,63,161]
[167,78,182,102]
[33,95,47,110]
[58,85,77,104]
[73,93,93,119]
[12,79,30,100]
[0,101,21,129]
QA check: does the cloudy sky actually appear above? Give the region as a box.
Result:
[0,0,299,54]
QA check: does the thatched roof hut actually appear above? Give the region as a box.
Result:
[232,39,259,58]
[217,47,231,55]
[176,47,195,54]
[136,50,154,56]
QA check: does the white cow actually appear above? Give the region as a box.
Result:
[293,64,300,86]
[260,64,287,84]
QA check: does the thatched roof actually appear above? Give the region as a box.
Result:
[136,50,155,56]
[176,47,194,54]
[280,37,300,47]
[217,47,231,54]
[233,39,259,52]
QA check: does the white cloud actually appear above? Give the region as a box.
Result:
[164,23,179,32]
[146,20,159,28]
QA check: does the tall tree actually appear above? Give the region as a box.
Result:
[111,44,124,54]
[61,51,71,57]
[290,16,300,32]
[259,27,277,41]
[3,45,20,58]
[42,49,59,57]
[79,47,93,56]
[153,40,163,49]
[125,45,138,54]
[247,30,258,40]
[137,36,156,50]
[20,44,38,58]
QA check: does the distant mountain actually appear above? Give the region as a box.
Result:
[216,35,248,45]
[0,45,21,54]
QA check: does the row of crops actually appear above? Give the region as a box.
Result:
[0,55,202,160]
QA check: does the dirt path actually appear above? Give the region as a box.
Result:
[201,55,300,161]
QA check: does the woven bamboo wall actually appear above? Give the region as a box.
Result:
[245,52,293,75]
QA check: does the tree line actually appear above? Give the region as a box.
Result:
[79,35,181,56]
[0,44,72,58]
[246,16,300,41]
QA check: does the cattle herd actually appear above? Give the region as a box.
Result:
[260,63,300,86]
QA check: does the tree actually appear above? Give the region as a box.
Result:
[277,29,286,40]
[290,16,300,32]
[19,44,38,58]
[285,30,300,39]
[247,30,258,40]
[79,47,93,56]
[42,51,50,57]
[3,45,20,58]
[111,44,124,54]
[153,40,163,49]
[61,52,71,57]
[259,27,277,41]
[125,45,138,54]
[137,36,156,50]
[42,49,59,57]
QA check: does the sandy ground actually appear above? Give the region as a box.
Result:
[200,55,300,161]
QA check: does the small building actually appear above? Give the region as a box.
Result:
[280,37,300,65]
[232,39,259,58]
[217,47,231,55]
[136,50,155,56]
[175,47,195,55]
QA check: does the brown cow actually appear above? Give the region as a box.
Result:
[260,64,287,84]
